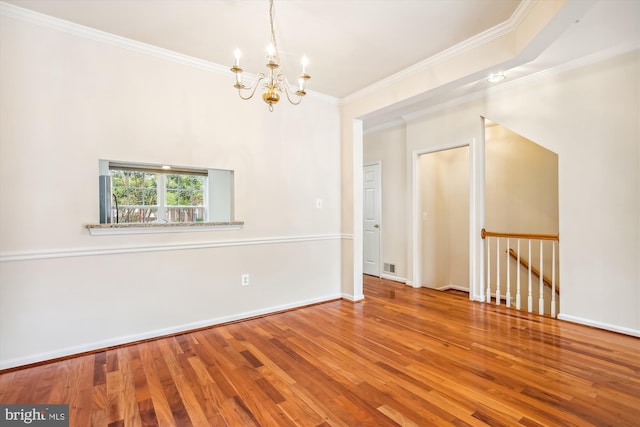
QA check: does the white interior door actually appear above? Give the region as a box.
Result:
[363,163,381,276]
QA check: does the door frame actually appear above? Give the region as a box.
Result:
[411,137,484,301]
[363,161,382,277]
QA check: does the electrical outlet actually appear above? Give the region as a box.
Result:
[315,198,323,209]
[241,274,250,286]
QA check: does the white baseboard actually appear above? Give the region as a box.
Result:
[0,293,342,370]
[471,293,485,302]
[435,285,470,293]
[342,292,365,302]
[557,314,640,338]
[380,274,407,284]
[404,281,422,289]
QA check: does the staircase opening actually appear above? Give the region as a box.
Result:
[484,120,560,316]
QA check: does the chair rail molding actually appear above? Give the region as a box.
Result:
[0,233,349,262]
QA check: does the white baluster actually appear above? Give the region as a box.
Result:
[551,241,556,318]
[527,240,532,312]
[516,239,521,310]
[486,238,491,303]
[506,238,511,308]
[539,241,544,315]
[496,238,501,305]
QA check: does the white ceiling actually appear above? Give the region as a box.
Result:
[3,0,639,123]
[3,0,522,98]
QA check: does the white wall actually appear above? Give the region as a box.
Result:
[355,48,638,335]
[363,124,407,281]
[0,13,342,368]
[414,124,558,302]
[486,50,639,333]
[405,50,640,334]
[486,125,559,235]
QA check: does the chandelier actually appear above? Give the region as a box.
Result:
[230,0,310,112]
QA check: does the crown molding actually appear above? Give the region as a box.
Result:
[0,1,340,105]
[363,118,406,136]
[305,89,341,105]
[0,2,226,74]
[341,0,537,104]
[494,41,640,91]
[400,42,640,125]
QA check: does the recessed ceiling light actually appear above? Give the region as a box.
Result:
[161,165,171,170]
[487,72,506,83]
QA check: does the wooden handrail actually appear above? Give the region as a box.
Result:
[507,248,559,294]
[481,228,559,241]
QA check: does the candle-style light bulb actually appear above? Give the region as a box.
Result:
[267,43,276,62]
[233,48,241,66]
[298,78,304,91]
[301,54,309,74]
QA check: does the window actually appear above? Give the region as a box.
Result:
[99,160,233,224]
[111,169,206,223]
[163,173,206,222]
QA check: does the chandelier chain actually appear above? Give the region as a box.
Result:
[269,0,280,62]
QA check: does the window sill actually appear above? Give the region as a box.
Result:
[85,221,244,236]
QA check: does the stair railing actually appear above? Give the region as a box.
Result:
[481,228,559,317]
[507,248,559,294]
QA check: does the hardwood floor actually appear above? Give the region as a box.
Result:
[2,276,640,426]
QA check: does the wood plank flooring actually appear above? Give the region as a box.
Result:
[2,276,640,426]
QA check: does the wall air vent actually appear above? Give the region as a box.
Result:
[383,263,396,274]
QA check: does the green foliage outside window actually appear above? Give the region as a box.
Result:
[165,174,205,206]
[112,171,158,206]
[110,170,205,223]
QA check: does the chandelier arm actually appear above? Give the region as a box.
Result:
[282,83,303,106]
[280,75,305,105]
[237,75,266,100]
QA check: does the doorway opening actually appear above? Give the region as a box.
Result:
[417,145,471,293]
